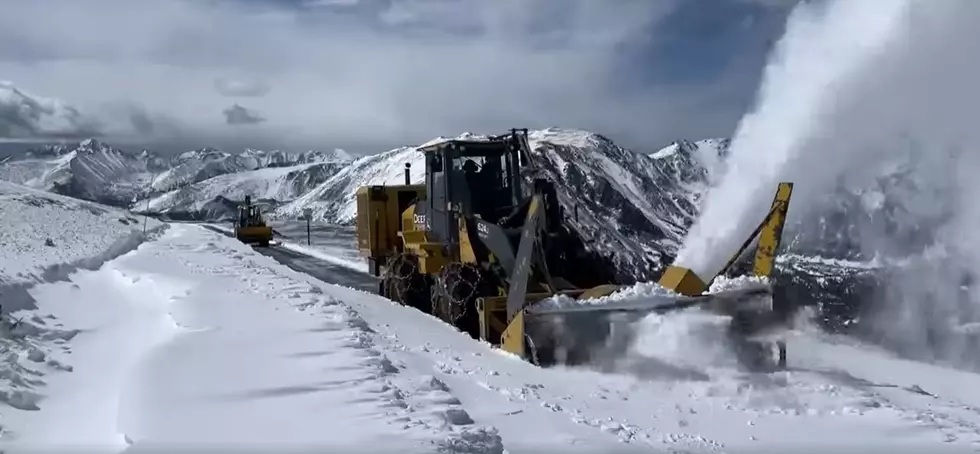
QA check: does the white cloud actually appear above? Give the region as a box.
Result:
[0,80,101,139]
[214,78,271,98]
[0,0,750,152]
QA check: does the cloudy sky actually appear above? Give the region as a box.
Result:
[0,0,797,155]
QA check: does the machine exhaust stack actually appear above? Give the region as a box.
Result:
[404,163,411,185]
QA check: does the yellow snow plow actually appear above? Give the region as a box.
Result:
[355,128,793,367]
[234,195,273,247]
[493,182,793,367]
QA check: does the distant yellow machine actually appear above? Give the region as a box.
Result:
[355,128,793,367]
[234,195,273,247]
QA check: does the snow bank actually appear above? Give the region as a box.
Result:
[0,181,165,304]
[0,181,165,420]
[2,220,976,450]
[0,224,503,452]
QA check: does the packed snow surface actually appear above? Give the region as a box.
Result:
[1,217,978,451]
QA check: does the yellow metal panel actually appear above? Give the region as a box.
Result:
[500,309,526,357]
[401,229,427,245]
[657,265,708,296]
[753,182,793,278]
[458,218,478,264]
[401,204,416,233]
[477,296,508,343]
[236,226,272,237]
[383,188,402,255]
[418,255,448,274]
[355,188,372,254]
[356,184,426,260]
[480,296,508,312]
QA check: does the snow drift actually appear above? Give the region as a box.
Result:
[0,180,164,419]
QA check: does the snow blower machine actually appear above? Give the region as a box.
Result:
[234,195,274,247]
[355,129,793,368]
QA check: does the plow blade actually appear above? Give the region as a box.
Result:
[235,226,273,246]
[479,284,777,368]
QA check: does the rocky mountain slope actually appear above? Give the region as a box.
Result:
[153,147,351,193]
[274,129,730,282]
[276,145,424,223]
[0,139,159,206]
[0,140,352,220]
[145,161,349,221]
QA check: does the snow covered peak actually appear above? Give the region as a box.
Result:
[528,127,615,149]
[417,132,488,149]
[237,148,354,167]
[327,148,354,161]
[416,127,608,150]
[173,148,229,165]
[651,139,729,164]
[650,139,730,187]
[77,138,101,150]
[295,148,354,164]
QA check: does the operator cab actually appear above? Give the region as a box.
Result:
[418,129,531,243]
[238,195,264,227]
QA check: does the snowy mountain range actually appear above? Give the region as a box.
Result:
[0,139,353,218]
[0,128,924,333]
[0,129,728,282]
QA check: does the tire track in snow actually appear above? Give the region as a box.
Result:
[263,252,720,453]
[367,320,701,454]
[798,369,980,446]
[784,333,980,447]
[165,230,504,453]
[417,342,724,453]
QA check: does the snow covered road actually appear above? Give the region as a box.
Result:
[3,223,980,452]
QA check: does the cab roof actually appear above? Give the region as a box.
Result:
[417,138,518,155]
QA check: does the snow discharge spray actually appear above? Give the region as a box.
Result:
[673,0,914,278]
[670,0,980,368]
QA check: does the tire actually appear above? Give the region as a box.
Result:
[431,262,487,339]
[382,253,432,313]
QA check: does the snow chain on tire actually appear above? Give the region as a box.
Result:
[382,253,424,304]
[431,262,481,324]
